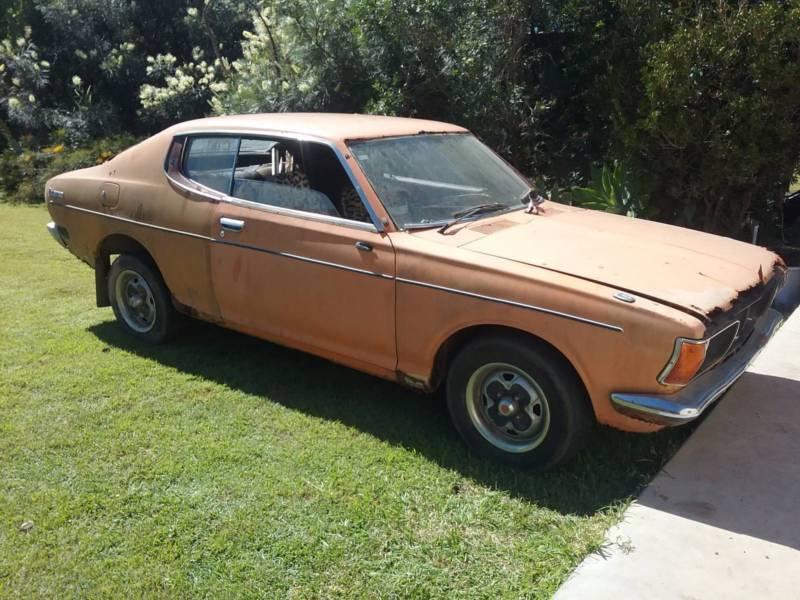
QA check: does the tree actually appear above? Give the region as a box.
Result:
[617,1,800,235]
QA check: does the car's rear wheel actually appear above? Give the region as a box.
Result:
[108,254,179,343]
[446,335,593,469]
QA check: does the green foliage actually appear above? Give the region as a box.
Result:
[139,51,230,124]
[212,0,551,171]
[0,28,49,148]
[569,162,650,218]
[0,133,137,203]
[616,1,800,235]
[211,0,376,115]
[136,0,255,124]
[2,0,800,232]
[0,0,252,147]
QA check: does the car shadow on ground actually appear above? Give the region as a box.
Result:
[89,318,692,517]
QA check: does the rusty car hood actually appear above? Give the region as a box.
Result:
[452,205,781,318]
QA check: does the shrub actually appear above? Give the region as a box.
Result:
[0,0,252,149]
[0,30,50,149]
[210,1,375,116]
[0,134,138,204]
[568,162,651,218]
[3,0,800,241]
[615,2,800,237]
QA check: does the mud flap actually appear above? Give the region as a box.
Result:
[95,256,110,307]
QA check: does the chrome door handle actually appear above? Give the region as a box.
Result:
[220,217,245,232]
[355,241,373,252]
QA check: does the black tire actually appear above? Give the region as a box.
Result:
[446,335,594,470]
[107,254,180,344]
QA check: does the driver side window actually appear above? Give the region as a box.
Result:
[231,137,372,224]
[232,138,339,217]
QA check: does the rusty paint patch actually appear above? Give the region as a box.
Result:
[468,220,517,235]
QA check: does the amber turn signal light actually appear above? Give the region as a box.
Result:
[660,339,708,386]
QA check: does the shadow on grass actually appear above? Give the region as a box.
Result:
[89,319,694,517]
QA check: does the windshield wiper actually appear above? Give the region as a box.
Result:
[437,202,508,234]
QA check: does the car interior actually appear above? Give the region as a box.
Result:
[182,136,372,223]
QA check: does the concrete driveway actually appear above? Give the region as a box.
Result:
[555,306,800,599]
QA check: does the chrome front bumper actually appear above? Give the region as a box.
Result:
[611,269,800,425]
[612,308,784,425]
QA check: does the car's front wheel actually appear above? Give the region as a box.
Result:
[108,254,179,344]
[446,335,593,469]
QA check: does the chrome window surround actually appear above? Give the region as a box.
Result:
[657,320,741,386]
[163,129,384,233]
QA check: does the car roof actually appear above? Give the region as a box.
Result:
[171,113,468,142]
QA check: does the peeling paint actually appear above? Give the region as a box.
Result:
[450,205,783,319]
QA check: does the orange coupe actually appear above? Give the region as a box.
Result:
[45,114,796,468]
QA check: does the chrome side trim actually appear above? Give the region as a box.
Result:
[612,308,784,425]
[55,201,391,279]
[219,239,394,279]
[165,128,384,232]
[222,193,378,232]
[55,201,622,332]
[163,168,227,202]
[396,277,623,333]
[58,202,215,241]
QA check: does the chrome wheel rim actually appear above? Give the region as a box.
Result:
[465,362,550,453]
[115,269,156,333]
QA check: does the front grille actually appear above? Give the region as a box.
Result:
[699,268,784,374]
[698,321,739,376]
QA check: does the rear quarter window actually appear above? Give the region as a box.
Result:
[183,136,239,194]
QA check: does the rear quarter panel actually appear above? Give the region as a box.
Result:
[46,128,220,318]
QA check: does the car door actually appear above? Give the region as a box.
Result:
[203,134,397,374]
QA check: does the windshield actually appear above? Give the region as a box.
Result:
[348,133,530,229]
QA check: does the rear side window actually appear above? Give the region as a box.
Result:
[173,133,373,225]
[183,136,238,194]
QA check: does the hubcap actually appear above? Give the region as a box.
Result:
[465,362,550,453]
[115,269,156,333]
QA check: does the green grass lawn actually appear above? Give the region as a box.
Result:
[0,204,689,598]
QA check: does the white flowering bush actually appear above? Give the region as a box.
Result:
[0,0,252,145]
[139,50,230,122]
[211,1,370,115]
[0,30,50,148]
[100,42,137,78]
